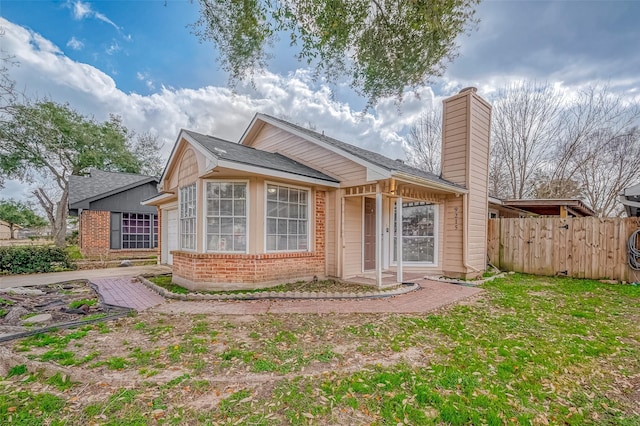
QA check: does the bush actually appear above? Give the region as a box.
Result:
[0,246,76,274]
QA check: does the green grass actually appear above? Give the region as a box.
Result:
[4,274,640,425]
[65,245,83,260]
[68,298,97,309]
[146,275,189,294]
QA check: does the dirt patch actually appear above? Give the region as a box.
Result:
[0,280,123,340]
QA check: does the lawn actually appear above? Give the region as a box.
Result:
[0,274,639,425]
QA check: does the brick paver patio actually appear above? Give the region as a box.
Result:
[91,277,165,311]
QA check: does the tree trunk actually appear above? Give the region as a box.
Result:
[52,187,69,247]
[9,223,14,239]
[33,185,69,248]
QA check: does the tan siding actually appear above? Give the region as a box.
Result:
[441,93,469,186]
[177,147,199,187]
[442,196,464,274]
[343,197,362,277]
[249,125,369,186]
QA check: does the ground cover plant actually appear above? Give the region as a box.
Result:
[0,274,638,424]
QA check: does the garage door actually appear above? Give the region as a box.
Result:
[167,209,178,265]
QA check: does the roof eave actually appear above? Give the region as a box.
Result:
[212,159,340,188]
[392,171,467,194]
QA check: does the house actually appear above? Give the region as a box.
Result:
[143,88,492,290]
[620,183,640,217]
[488,198,595,218]
[0,220,21,240]
[68,169,159,258]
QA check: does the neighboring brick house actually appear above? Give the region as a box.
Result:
[69,169,159,258]
[145,88,493,291]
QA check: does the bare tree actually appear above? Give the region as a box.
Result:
[551,84,640,192]
[572,128,640,217]
[491,81,564,199]
[404,109,442,175]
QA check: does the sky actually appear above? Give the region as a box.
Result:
[1,0,640,201]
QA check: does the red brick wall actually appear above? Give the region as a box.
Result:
[79,210,157,259]
[79,210,110,257]
[172,190,326,287]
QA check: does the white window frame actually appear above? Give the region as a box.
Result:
[390,202,438,266]
[179,183,197,251]
[264,181,311,253]
[121,212,157,249]
[203,179,249,253]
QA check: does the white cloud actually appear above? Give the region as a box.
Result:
[106,41,121,55]
[66,0,121,31]
[1,18,434,167]
[66,36,84,51]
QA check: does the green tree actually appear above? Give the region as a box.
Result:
[0,101,149,247]
[193,0,479,108]
[0,200,47,239]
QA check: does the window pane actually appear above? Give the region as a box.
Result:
[219,183,233,198]
[234,184,246,199]
[207,217,219,234]
[278,219,287,234]
[220,200,233,216]
[234,218,246,235]
[234,200,245,216]
[266,235,277,251]
[277,236,288,251]
[220,217,234,233]
[290,204,299,218]
[277,202,288,218]
[233,235,245,251]
[288,220,297,234]
[267,185,277,201]
[267,201,278,217]
[289,189,299,203]
[278,187,288,202]
[267,218,277,234]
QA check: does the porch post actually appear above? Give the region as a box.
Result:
[376,191,382,289]
[396,197,403,283]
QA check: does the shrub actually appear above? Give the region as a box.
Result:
[0,246,76,274]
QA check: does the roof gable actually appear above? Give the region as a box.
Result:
[69,169,158,207]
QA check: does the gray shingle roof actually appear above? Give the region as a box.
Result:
[183,130,339,183]
[69,169,157,207]
[259,114,463,189]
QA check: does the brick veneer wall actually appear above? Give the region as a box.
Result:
[79,210,110,257]
[79,210,157,259]
[172,190,326,290]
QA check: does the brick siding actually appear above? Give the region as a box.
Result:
[172,190,326,288]
[79,210,157,259]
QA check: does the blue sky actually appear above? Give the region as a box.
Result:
[1,0,640,199]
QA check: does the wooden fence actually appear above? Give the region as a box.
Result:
[487,217,640,282]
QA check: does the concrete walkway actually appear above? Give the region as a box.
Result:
[0,265,172,289]
[151,279,482,315]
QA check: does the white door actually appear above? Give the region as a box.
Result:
[166,209,178,265]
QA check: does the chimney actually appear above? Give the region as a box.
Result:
[440,87,492,278]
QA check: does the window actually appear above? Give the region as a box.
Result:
[121,213,157,249]
[393,202,436,263]
[179,184,196,250]
[266,184,308,251]
[206,182,247,252]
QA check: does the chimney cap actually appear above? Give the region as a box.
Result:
[459,86,478,94]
